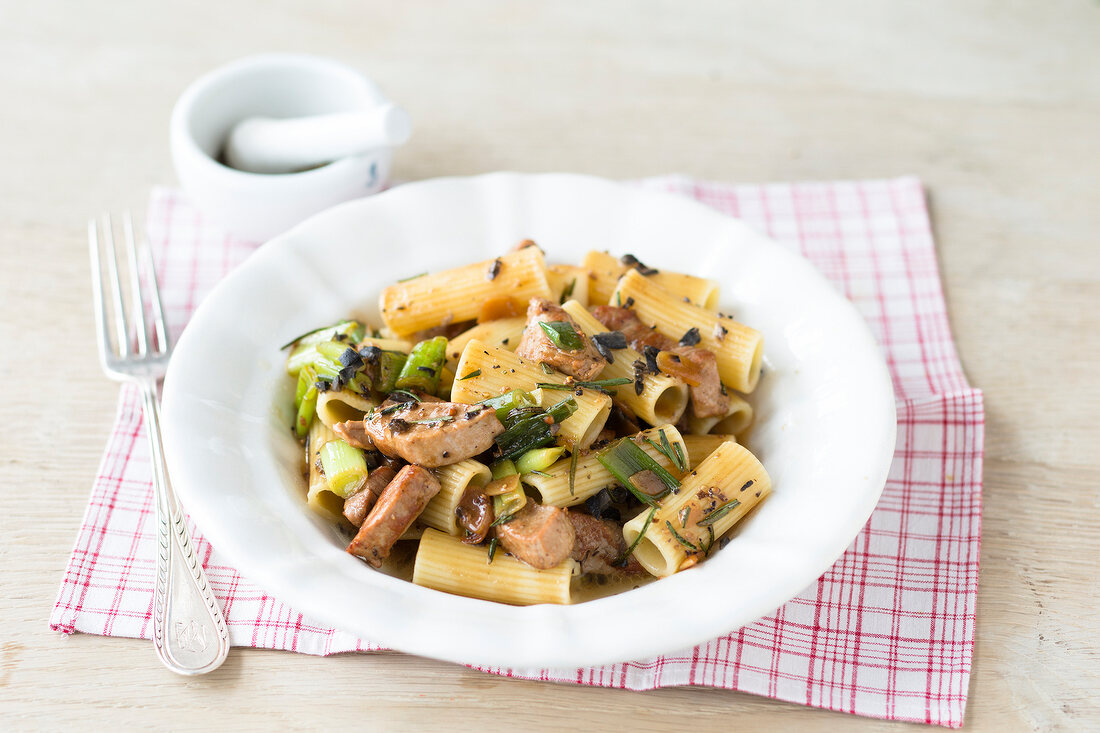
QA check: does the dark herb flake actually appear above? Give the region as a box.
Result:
[678,327,701,347]
[486,258,502,281]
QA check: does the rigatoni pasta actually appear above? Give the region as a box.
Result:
[560,299,688,426]
[582,250,720,308]
[612,269,764,393]
[413,529,576,605]
[622,441,771,577]
[282,243,770,606]
[686,392,753,439]
[379,248,553,336]
[450,339,612,449]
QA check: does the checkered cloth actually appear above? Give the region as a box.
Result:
[52,176,983,728]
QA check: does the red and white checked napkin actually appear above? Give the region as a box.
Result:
[52,176,983,728]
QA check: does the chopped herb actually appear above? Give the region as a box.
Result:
[616,506,657,565]
[698,498,741,527]
[379,402,407,415]
[538,320,584,351]
[388,389,421,404]
[632,359,646,395]
[661,429,686,472]
[665,520,698,551]
[678,506,691,528]
[585,487,613,519]
[672,441,687,473]
[700,525,716,555]
[536,377,631,395]
[398,272,428,282]
[493,397,578,460]
[615,291,622,307]
[458,369,482,380]
[528,470,551,477]
[739,480,754,492]
[489,513,516,528]
[486,537,499,564]
[486,258,502,281]
[592,331,627,363]
[678,327,701,347]
[713,323,728,341]
[559,278,576,304]
[643,429,685,473]
[620,254,658,276]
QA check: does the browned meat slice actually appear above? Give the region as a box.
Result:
[455,485,493,544]
[590,305,675,351]
[340,400,503,468]
[515,298,606,380]
[494,500,575,570]
[332,420,372,449]
[568,512,643,575]
[658,347,729,418]
[347,465,441,567]
[342,464,397,527]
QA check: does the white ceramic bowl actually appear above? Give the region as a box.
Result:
[170,54,395,242]
[161,173,896,669]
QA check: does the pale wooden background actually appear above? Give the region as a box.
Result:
[2,1,1098,730]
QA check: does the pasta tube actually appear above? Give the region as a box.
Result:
[560,299,689,426]
[379,248,553,336]
[611,269,764,393]
[445,317,526,375]
[681,434,737,469]
[450,340,612,449]
[524,425,688,507]
[686,392,753,438]
[622,441,771,577]
[421,459,493,536]
[316,389,377,428]
[547,264,589,306]
[582,250,720,309]
[305,420,348,524]
[412,528,576,605]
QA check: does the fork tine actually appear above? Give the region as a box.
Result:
[137,220,170,352]
[88,219,114,363]
[102,213,130,357]
[123,212,149,356]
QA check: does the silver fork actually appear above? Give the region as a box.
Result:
[89,213,230,675]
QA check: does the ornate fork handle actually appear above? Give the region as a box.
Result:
[142,381,230,674]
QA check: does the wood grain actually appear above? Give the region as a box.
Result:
[1,1,1097,729]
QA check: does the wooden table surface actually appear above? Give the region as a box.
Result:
[2,1,1097,729]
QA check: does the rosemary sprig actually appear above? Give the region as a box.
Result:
[697,498,742,527]
[458,369,482,380]
[486,537,499,564]
[665,520,699,552]
[615,505,657,565]
[536,377,631,395]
